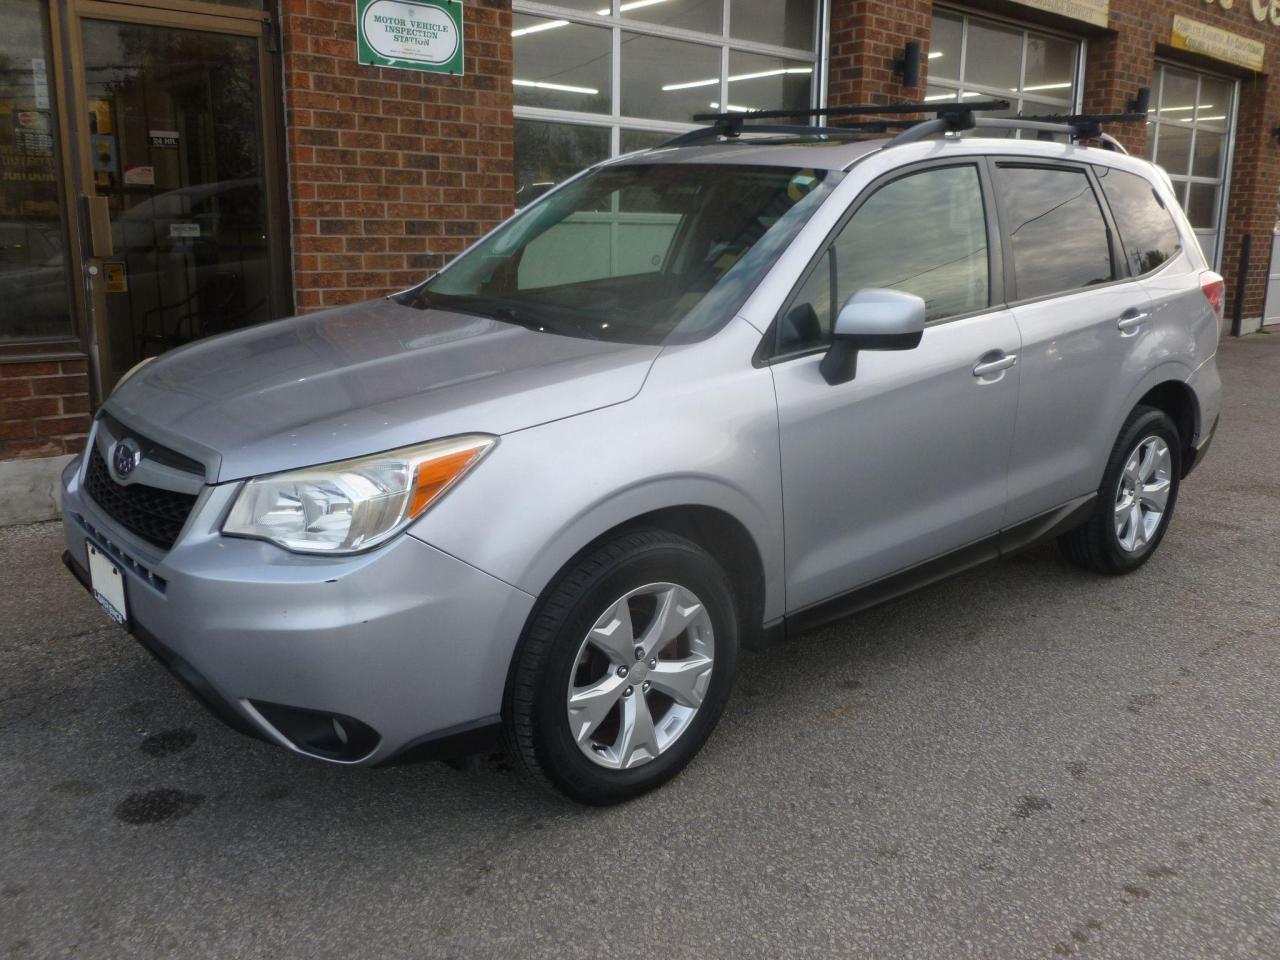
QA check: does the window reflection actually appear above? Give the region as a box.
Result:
[512,16,611,115]
[0,0,72,342]
[729,0,815,49]
[782,166,990,352]
[621,32,721,123]
[1095,166,1181,276]
[998,166,1113,300]
[514,120,610,204]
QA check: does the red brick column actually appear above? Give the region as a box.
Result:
[1219,76,1279,325]
[281,0,515,313]
[0,359,91,460]
[1080,8,1155,156]
[828,0,932,109]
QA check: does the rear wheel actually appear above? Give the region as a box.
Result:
[504,529,738,805]
[1059,405,1181,575]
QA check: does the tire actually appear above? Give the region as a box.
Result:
[504,529,739,805]
[1058,405,1182,575]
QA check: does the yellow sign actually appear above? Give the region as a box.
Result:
[1172,15,1266,70]
[104,261,127,294]
[1010,0,1109,27]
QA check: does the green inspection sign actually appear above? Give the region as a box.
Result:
[357,0,464,75]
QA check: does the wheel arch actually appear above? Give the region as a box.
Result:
[525,502,771,651]
[1134,379,1199,478]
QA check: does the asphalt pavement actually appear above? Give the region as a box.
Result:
[2,332,1279,960]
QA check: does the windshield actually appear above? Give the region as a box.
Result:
[400,162,843,345]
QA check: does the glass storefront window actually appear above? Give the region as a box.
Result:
[928,13,962,82]
[512,15,611,116]
[725,50,813,114]
[0,0,73,343]
[730,0,816,50]
[630,0,723,35]
[514,120,610,207]
[1147,63,1237,270]
[621,33,722,123]
[619,129,674,153]
[926,10,1080,137]
[963,20,1021,92]
[512,0,822,198]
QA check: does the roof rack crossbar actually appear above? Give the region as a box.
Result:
[888,107,1148,151]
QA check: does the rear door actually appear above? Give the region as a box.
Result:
[769,161,1022,613]
[996,160,1153,525]
[1095,164,1218,372]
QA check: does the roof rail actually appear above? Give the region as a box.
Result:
[888,91,1151,152]
[661,100,1010,148]
[659,123,886,148]
[689,101,1010,125]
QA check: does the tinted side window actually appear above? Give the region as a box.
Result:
[1094,166,1182,276]
[780,165,989,352]
[997,165,1114,300]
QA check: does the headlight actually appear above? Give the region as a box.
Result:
[222,434,495,554]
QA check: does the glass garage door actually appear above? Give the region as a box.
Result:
[1146,63,1238,270]
[510,0,824,203]
[925,9,1082,128]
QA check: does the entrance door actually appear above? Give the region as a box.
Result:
[69,1,287,391]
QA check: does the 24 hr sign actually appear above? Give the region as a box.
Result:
[357,0,464,75]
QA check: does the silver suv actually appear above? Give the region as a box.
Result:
[61,118,1222,804]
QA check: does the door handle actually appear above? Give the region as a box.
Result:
[972,353,1017,378]
[1117,311,1150,332]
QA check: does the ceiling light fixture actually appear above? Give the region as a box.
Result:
[662,66,812,92]
[512,79,599,95]
[511,19,569,37]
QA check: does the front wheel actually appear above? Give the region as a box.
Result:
[504,529,739,805]
[1059,405,1182,575]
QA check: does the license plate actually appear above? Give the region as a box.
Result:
[87,543,128,626]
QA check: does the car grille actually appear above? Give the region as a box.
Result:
[84,445,198,550]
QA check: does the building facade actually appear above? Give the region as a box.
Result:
[1,0,1277,518]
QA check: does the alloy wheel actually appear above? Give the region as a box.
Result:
[565,582,715,770]
[1114,435,1172,553]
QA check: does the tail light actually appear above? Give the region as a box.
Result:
[1201,272,1225,330]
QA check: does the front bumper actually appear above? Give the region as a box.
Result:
[60,460,535,765]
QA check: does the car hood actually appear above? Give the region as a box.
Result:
[106,297,661,482]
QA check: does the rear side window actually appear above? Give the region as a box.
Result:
[1094,166,1182,276]
[777,164,989,353]
[997,165,1114,301]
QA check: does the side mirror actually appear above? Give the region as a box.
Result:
[819,288,926,386]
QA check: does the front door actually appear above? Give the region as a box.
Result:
[69,1,287,391]
[768,162,1020,613]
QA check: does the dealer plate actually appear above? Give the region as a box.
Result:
[87,543,128,626]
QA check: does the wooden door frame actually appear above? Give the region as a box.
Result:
[61,0,291,399]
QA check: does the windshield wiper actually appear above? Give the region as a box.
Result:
[400,289,599,340]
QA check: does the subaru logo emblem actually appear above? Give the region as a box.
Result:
[111,438,142,478]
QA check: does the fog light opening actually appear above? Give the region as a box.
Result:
[249,700,380,762]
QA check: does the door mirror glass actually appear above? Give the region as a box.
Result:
[821,288,925,385]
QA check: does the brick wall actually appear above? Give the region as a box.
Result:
[0,359,91,461]
[829,0,932,109]
[281,0,515,313]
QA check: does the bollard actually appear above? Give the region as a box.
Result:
[1231,233,1251,337]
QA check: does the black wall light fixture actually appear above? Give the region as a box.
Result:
[894,41,923,88]
[1126,87,1151,115]
[1272,125,1280,146]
